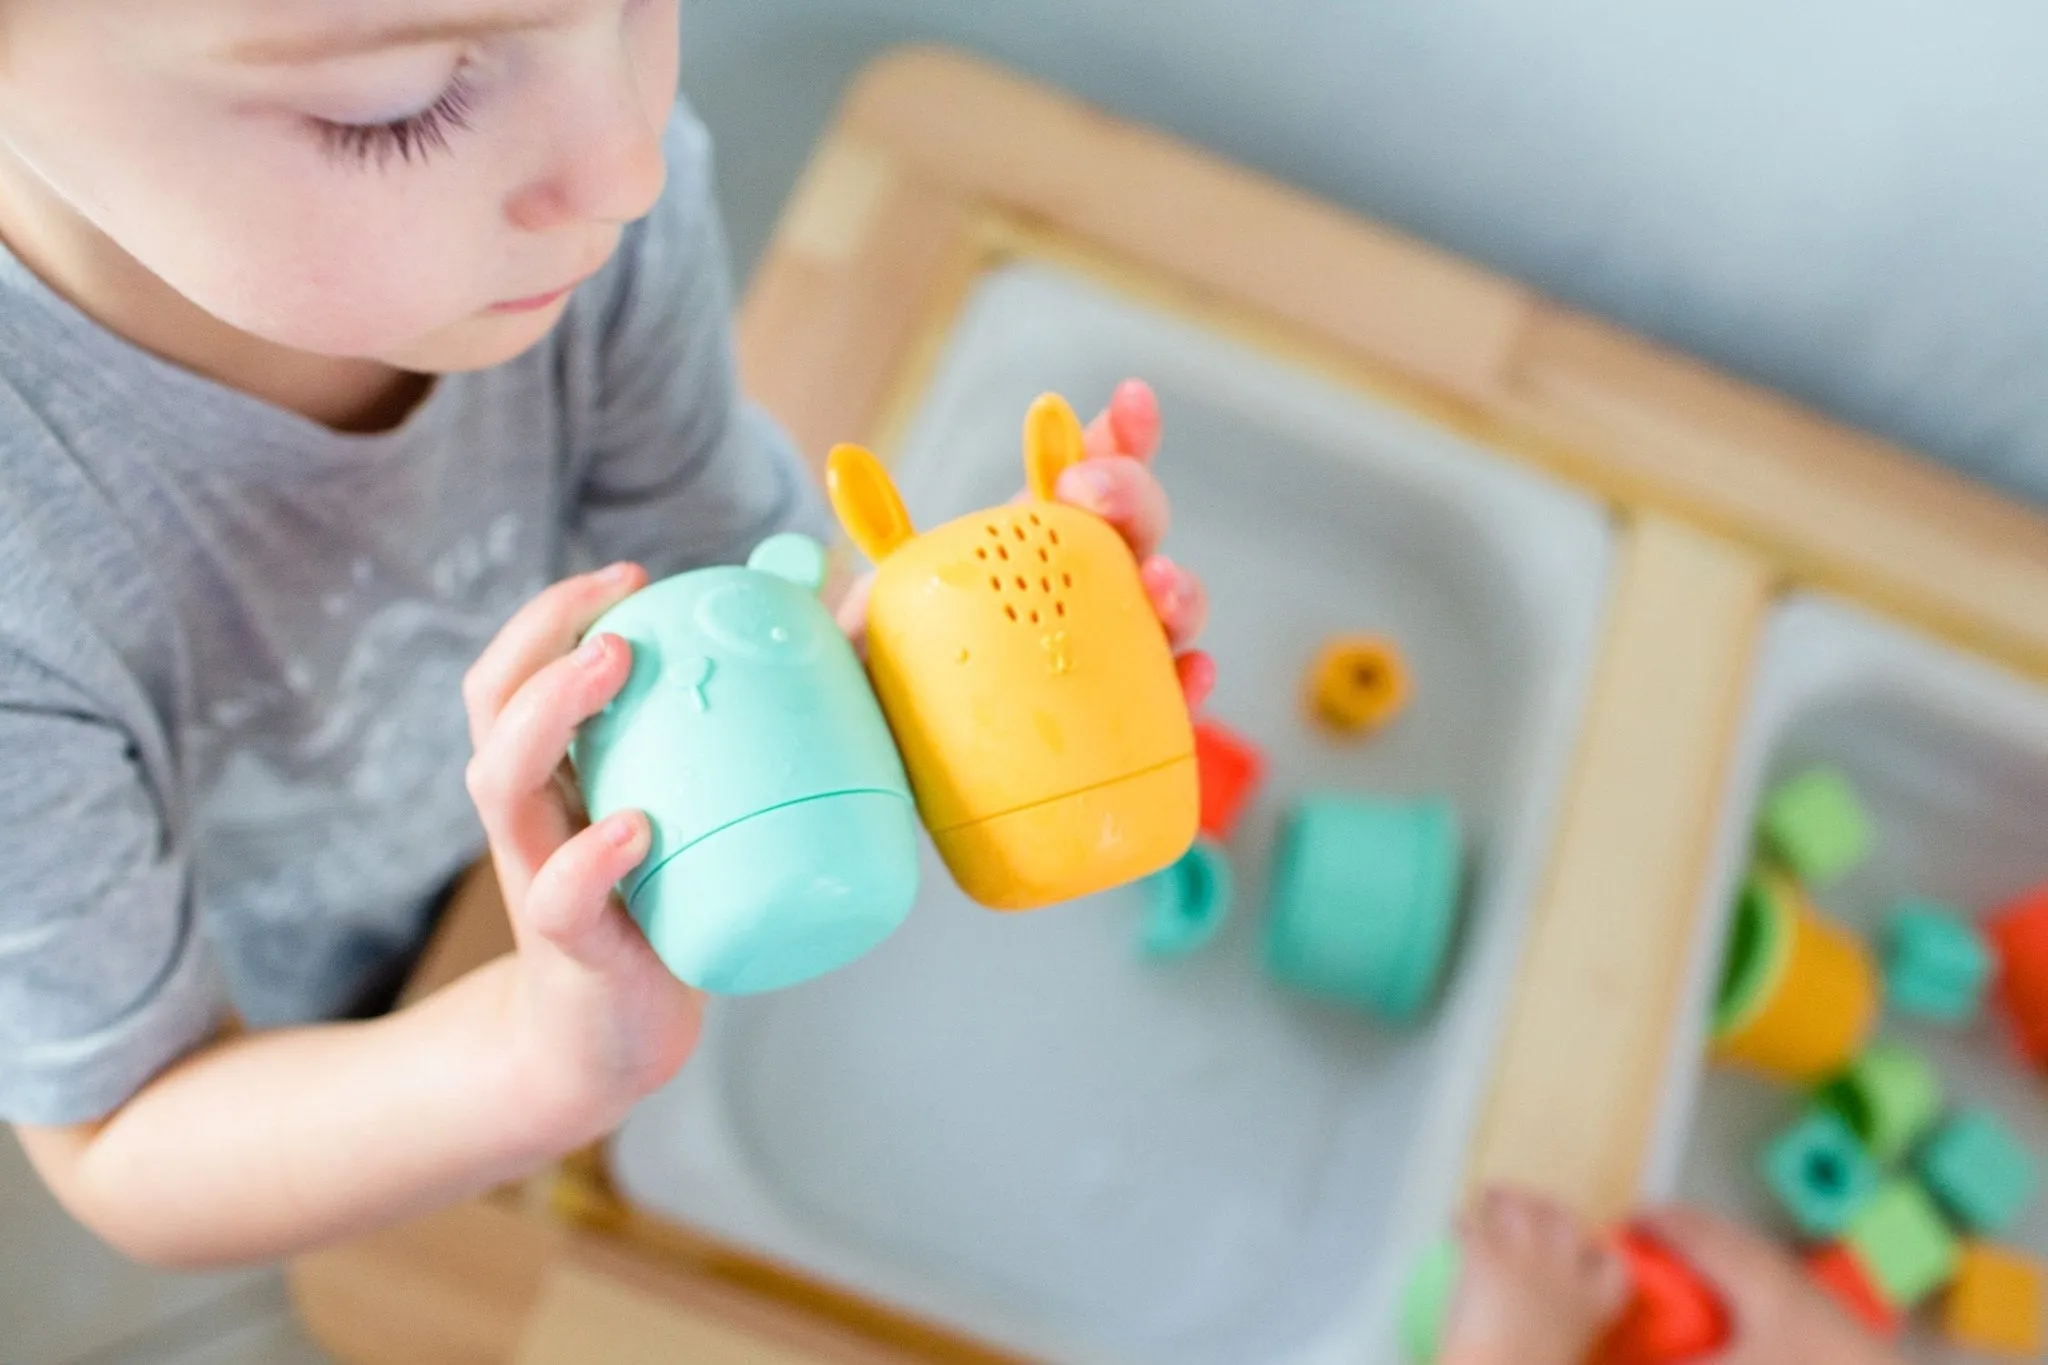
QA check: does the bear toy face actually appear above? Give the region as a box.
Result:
[830,392,1198,910]
[570,532,920,994]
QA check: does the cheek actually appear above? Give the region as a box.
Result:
[29,77,514,359]
[134,158,506,358]
[636,6,684,123]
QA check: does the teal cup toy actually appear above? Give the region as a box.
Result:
[1140,837,1234,959]
[1264,795,1465,1023]
[570,533,920,995]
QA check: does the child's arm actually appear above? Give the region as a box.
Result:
[14,562,695,1269]
[1642,1206,1911,1365]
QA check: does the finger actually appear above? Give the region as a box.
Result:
[463,562,646,750]
[1638,1206,1770,1288]
[1527,1193,1580,1257]
[1057,457,1170,561]
[1589,1244,1633,1317]
[1473,1185,1523,1249]
[1140,556,1209,652]
[834,570,874,649]
[1082,378,1162,464]
[520,810,654,972]
[1177,651,1216,712]
[466,632,634,882]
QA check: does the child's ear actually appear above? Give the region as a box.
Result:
[747,532,828,595]
[828,444,916,563]
[1023,392,1087,502]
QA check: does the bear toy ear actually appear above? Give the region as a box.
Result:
[746,532,828,595]
[1023,392,1087,503]
[828,443,916,563]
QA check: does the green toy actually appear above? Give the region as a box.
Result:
[571,533,921,994]
[1265,795,1465,1024]
[1883,900,1993,1024]
[1141,838,1233,959]
[1917,1109,2040,1237]
[1760,767,1870,885]
[1816,1042,1942,1165]
[1399,1237,1462,1363]
[1843,1180,1961,1310]
[1762,1110,1879,1238]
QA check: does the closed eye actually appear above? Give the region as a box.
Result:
[314,70,476,169]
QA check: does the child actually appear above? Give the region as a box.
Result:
[1440,1187,1911,1365]
[0,0,1210,1267]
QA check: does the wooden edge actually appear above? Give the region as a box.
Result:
[1499,307,2048,678]
[736,133,984,465]
[522,1229,1004,1365]
[289,1198,557,1365]
[828,45,2048,681]
[837,46,1534,405]
[1466,515,1775,1216]
[543,1154,1027,1365]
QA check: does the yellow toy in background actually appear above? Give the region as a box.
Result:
[1711,870,1878,1084]
[1306,634,1411,736]
[829,392,1199,910]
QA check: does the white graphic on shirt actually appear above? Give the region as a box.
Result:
[186,512,545,1024]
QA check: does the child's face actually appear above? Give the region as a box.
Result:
[0,0,681,372]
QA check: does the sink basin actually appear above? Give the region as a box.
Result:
[1643,593,2048,1361]
[611,261,1615,1364]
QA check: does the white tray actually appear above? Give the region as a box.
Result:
[611,261,1615,1365]
[1643,592,2048,1362]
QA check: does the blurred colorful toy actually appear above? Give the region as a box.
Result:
[1305,634,1409,737]
[1916,1108,2039,1237]
[1883,899,1993,1024]
[1842,1179,1960,1311]
[1804,1243,1903,1340]
[1193,717,1265,841]
[1758,767,1870,885]
[1400,1226,1729,1364]
[1814,1041,1942,1165]
[1141,838,1233,959]
[1710,871,1878,1084]
[1942,1242,2045,1358]
[829,393,1198,910]
[571,533,920,994]
[1761,1110,1878,1238]
[1987,884,2048,1067]
[1265,794,1464,1024]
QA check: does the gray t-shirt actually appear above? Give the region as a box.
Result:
[0,104,828,1125]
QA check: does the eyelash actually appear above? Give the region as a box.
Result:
[314,72,477,170]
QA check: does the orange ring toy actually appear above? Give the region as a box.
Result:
[1306,635,1410,736]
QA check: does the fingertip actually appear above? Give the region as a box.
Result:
[600,808,650,854]
[596,560,647,593]
[1055,460,1118,515]
[1109,378,1160,458]
[1176,651,1215,711]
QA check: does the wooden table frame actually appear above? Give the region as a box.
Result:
[291,46,2048,1364]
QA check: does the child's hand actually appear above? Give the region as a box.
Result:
[460,563,703,1147]
[836,379,1215,710]
[1640,1206,1910,1365]
[1441,1186,1631,1365]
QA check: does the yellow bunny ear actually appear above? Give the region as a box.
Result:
[1023,392,1087,502]
[827,443,915,563]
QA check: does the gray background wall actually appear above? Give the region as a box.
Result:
[679,1,2048,505]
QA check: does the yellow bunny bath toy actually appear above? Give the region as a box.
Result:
[829,392,1199,910]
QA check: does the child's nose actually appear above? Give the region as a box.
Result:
[508,56,667,232]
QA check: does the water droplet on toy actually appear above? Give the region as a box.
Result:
[1041,632,1070,674]
[955,647,970,664]
[769,626,788,643]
